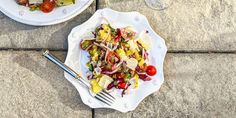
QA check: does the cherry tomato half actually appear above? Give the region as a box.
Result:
[146,65,157,76]
[117,82,126,89]
[40,1,55,13]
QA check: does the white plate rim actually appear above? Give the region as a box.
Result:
[0,0,94,26]
[64,8,167,112]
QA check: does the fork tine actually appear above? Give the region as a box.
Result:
[99,92,115,102]
[95,96,111,106]
[102,90,116,100]
[42,51,115,106]
[96,93,113,104]
[100,91,115,102]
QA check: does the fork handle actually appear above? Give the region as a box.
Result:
[42,50,90,88]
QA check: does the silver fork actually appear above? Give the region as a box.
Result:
[42,50,115,106]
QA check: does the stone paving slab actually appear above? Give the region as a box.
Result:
[98,0,236,51]
[0,51,92,118]
[95,53,236,118]
[0,1,95,50]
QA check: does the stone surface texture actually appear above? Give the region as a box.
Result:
[0,0,236,118]
[0,2,95,50]
[95,53,236,118]
[0,51,91,118]
[99,0,236,51]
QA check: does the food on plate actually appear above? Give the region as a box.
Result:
[146,65,157,76]
[80,24,157,96]
[17,0,28,5]
[16,0,75,13]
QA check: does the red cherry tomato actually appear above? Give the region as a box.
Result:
[117,82,126,89]
[146,65,157,76]
[40,1,55,13]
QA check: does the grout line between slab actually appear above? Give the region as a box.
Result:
[92,109,95,118]
[96,0,99,10]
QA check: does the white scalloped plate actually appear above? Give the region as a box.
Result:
[65,8,167,112]
[0,0,93,26]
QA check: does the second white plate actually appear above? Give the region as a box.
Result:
[0,0,94,26]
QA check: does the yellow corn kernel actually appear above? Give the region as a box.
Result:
[106,34,112,42]
[91,53,99,61]
[102,24,110,32]
[126,50,133,56]
[134,74,139,89]
[98,30,106,40]
[138,58,145,66]
[134,51,141,60]
[90,80,102,94]
[116,48,127,60]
